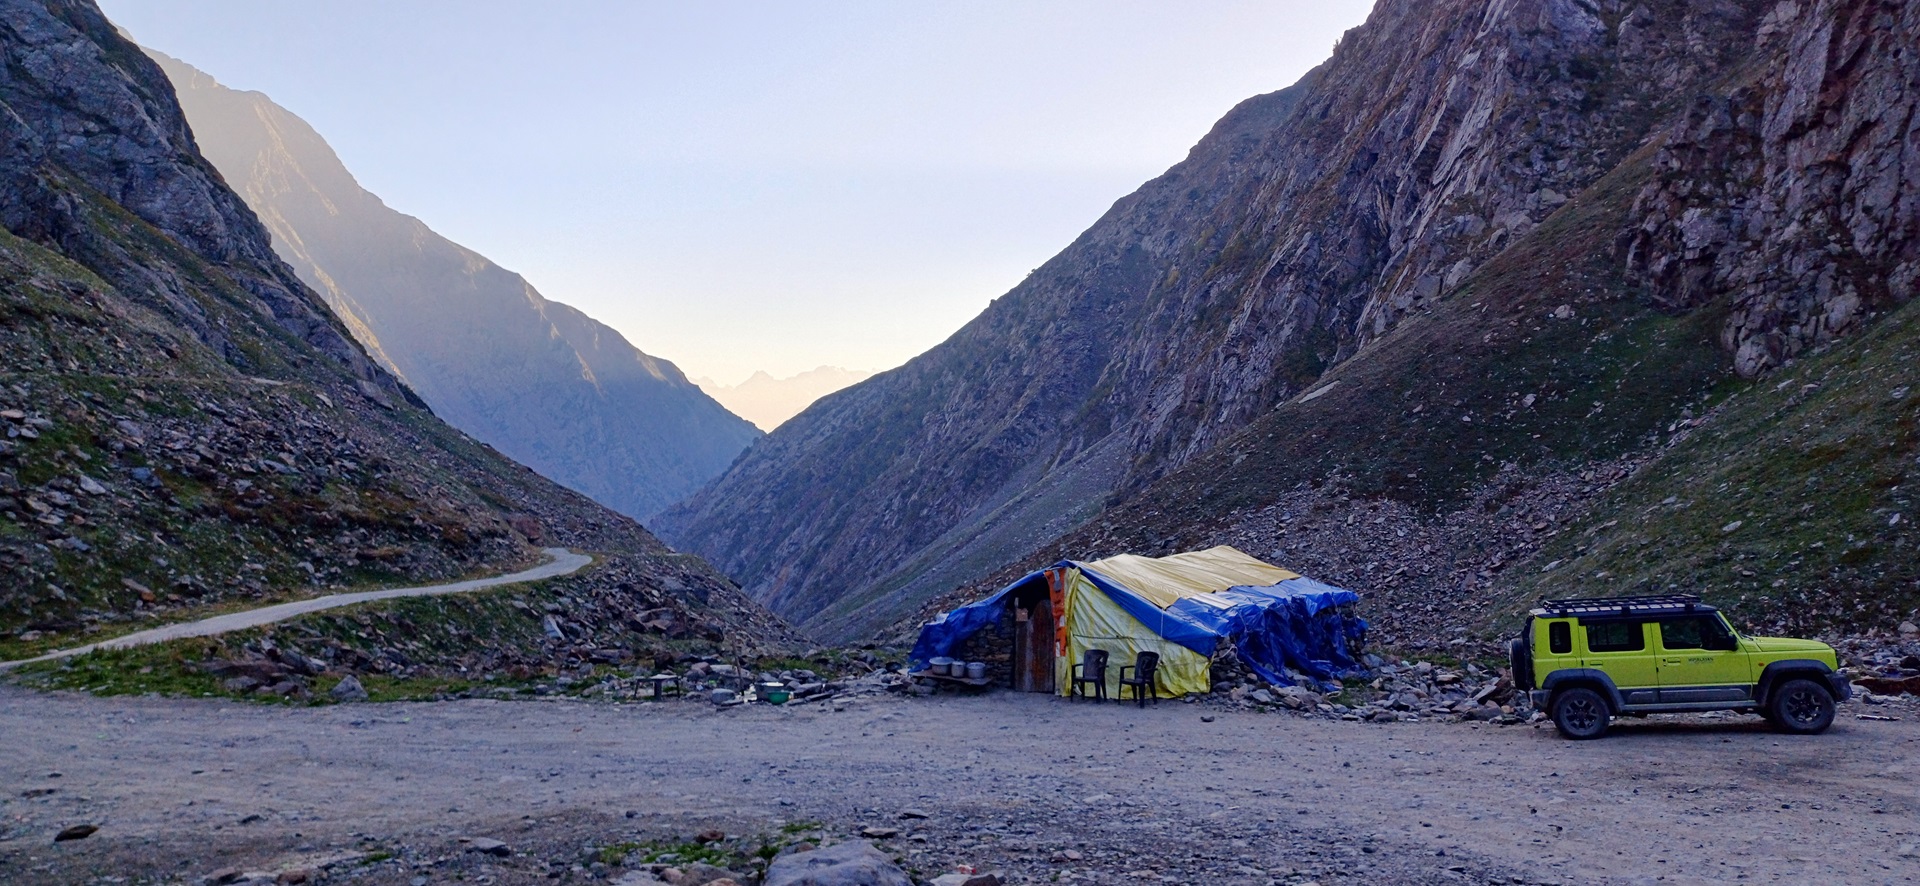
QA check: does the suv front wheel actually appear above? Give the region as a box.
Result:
[1551,687,1611,740]
[1769,679,1836,735]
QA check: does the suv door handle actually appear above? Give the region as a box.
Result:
[1662,658,1684,665]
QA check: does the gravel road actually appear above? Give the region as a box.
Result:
[0,548,591,670]
[1,686,1915,885]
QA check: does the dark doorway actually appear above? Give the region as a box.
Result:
[1012,577,1056,693]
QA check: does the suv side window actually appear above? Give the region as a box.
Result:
[1666,614,1737,650]
[1548,622,1571,654]
[1659,617,1709,649]
[1584,620,1645,653]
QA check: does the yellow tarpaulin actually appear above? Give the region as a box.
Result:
[1054,569,1212,698]
[1080,546,1299,609]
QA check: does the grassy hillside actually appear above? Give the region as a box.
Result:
[1494,297,1920,636]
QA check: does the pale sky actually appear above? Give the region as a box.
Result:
[102,1,1375,385]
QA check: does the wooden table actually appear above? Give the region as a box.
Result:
[907,669,994,691]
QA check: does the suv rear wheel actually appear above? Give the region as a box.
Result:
[1769,678,1835,734]
[1551,687,1611,740]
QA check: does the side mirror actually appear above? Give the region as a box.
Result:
[1709,633,1738,651]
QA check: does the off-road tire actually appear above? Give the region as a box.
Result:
[1551,687,1610,740]
[1769,678,1835,735]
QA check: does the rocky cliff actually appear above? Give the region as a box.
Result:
[141,50,760,521]
[0,0,792,662]
[661,0,1917,643]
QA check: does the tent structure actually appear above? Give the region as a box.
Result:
[910,546,1367,698]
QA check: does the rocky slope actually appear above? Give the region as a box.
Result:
[142,49,760,521]
[0,0,792,662]
[664,0,1896,641]
[903,0,1920,649]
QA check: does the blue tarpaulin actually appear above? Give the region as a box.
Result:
[910,548,1367,692]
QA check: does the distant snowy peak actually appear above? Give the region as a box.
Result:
[695,366,876,431]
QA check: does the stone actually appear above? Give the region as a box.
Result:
[670,862,736,885]
[1899,622,1918,637]
[1249,689,1275,705]
[201,869,244,885]
[931,875,1003,886]
[76,474,107,495]
[897,808,931,820]
[614,874,670,886]
[123,577,156,602]
[763,840,912,886]
[329,675,369,702]
[222,677,261,694]
[1856,676,1920,697]
[858,826,899,838]
[710,688,738,704]
[464,837,510,857]
[54,823,97,841]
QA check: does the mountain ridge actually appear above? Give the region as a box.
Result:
[662,0,1916,643]
[143,48,761,520]
[0,0,792,667]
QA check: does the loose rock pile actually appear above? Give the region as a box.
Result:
[1839,628,1920,702]
[1200,654,1530,725]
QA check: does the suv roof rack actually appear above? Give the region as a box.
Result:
[1534,594,1714,617]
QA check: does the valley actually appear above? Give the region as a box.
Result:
[3,1,1919,883]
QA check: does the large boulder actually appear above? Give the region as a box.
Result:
[763,841,911,886]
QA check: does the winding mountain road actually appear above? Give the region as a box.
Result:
[0,547,591,669]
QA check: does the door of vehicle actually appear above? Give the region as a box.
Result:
[1580,619,1658,705]
[1654,614,1751,703]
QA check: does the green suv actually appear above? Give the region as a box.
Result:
[1509,595,1852,739]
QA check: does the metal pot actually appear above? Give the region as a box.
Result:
[928,657,953,675]
[965,662,987,680]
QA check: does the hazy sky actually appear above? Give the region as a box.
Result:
[103,1,1375,385]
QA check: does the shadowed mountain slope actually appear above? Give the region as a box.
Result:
[0,0,792,659]
[898,0,1920,648]
[143,50,760,521]
[657,0,1748,638]
[664,0,1917,644]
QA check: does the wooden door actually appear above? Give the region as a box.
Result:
[1013,596,1056,693]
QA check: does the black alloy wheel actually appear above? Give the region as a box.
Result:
[1769,678,1836,735]
[1551,687,1611,740]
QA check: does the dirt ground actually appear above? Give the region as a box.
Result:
[2,685,1916,885]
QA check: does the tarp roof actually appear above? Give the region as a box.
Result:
[1080,547,1300,608]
